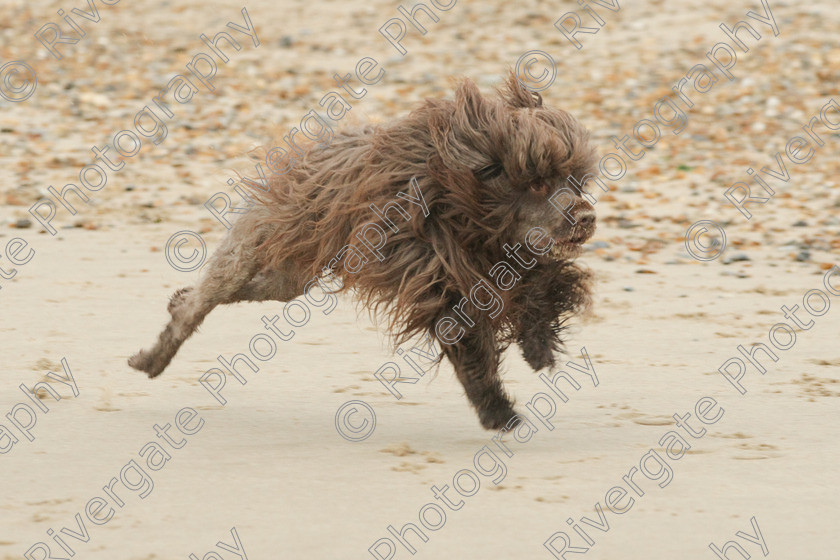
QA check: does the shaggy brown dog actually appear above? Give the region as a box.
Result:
[129,73,597,430]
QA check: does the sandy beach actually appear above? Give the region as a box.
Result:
[1,0,839,558]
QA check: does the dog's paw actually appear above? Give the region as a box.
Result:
[479,406,521,431]
[128,350,165,379]
[522,345,557,372]
[167,287,193,315]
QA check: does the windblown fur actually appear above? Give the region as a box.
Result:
[129,72,598,430]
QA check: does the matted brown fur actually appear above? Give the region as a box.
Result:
[129,72,598,430]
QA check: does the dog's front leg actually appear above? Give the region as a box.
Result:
[513,268,562,371]
[514,262,590,372]
[439,319,517,431]
[516,300,562,372]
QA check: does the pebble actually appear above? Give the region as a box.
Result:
[723,254,751,264]
[0,0,836,293]
[617,219,640,229]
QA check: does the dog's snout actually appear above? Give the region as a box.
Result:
[576,210,595,228]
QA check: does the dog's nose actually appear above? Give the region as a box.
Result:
[576,210,595,228]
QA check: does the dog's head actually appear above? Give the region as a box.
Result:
[428,73,599,260]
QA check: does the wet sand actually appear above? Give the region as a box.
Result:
[1,0,839,558]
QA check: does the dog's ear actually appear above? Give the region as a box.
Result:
[453,78,490,130]
[428,79,495,170]
[498,70,543,109]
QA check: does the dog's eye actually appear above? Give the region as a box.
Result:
[530,183,549,195]
[475,162,504,181]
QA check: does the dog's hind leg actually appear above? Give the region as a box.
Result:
[224,266,307,304]
[164,266,304,313]
[129,210,279,378]
[439,318,518,431]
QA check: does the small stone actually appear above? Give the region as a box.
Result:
[13,218,32,228]
[723,253,751,264]
[623,286,634,292]
[793,220,808,227]
[795,251,811,262]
